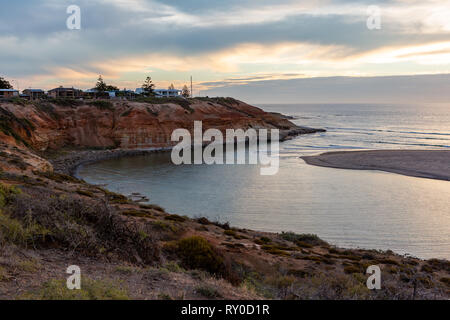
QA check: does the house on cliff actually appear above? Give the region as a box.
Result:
[48,86,82,99]
[0,89,19,99]
[22,89,45,100]
[136,88,182,97]
[153,89,182,98]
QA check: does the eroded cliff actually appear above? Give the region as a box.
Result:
[0,98,308,151]
[0,97,322,173]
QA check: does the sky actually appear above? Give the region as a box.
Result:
[1,0,450,103]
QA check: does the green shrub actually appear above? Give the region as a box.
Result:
[0,212,50,247]
[426,259,450,271]
[439,277,450,287]
[88,100,114,111]
[212,220,231,230]
[34,102,59,119]
[262,244,296,252]
[302,255,325,263]
[139,203,165,212]
[164,261,184,273]
[296,241,313,248]
[136,96,194,113]
[196,217,211,225]
[0,266,7,281]
[378,258,399,266]
[223,242,245,249]
[195,97,239,106]
[18,258,41,272]
[114,266,136,275]
[343,265,362,274]
[280,232,327,246]
[0,183,21,208]
[195,286,222,298]
[76,189,94,197]
[9,97,29,106]
[152,221,178,233]
[287,269,309,278]
[339,254,362,261]
[165,214,186,222]
[417,276,434,289]
[177,236,224,275]
[260,236,271,244]
[223,229,246,239]
[103,190,129,204]
[121,209,153,219]
[266,248,290,256]
[157,293,173,300]
[20,278,129,300]
[44,98,83,107]
[224,229,236,237]
[33,171,81,184]
[253,239,264,245]
[421,264,434,273]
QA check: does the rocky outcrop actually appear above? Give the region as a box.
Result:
[0,98,322,152]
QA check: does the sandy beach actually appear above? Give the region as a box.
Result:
[301,150,450,181]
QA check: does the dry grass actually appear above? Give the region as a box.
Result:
[19,278,129,300]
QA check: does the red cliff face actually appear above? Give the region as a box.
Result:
[0,98,299,151]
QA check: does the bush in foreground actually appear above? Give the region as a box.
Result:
[177,236,224,274]
[175,236,242,285]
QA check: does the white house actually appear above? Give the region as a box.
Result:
[135,88,182,97]
[154,89,182,97]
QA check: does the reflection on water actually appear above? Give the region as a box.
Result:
[78,104,450,259]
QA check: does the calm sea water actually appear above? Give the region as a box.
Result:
[78,104,450,259]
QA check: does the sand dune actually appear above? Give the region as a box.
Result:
[301,150,450,181]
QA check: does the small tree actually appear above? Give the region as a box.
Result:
[0,77,13,89]
[105,85,119,92]
[142,77,155,96]
[168,83,175,90]
[181,85,190,98]
[95,75,108,93]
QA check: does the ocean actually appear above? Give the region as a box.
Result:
[78,103,450,259]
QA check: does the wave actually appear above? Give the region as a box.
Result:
[326,127,450,136]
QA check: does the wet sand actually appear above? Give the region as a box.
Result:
[301,150,450,181]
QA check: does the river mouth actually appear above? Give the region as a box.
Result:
[78,104,450,260]
[78,148,450,260]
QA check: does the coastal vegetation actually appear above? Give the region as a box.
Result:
[0,99,448,300]
[19,278,129,300]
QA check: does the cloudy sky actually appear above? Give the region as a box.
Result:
[1,0,450,102]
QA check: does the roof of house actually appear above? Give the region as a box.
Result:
[154,89,181,92]
[48,87,81,92]
[23,89,44,92]
[0,89,19,92]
